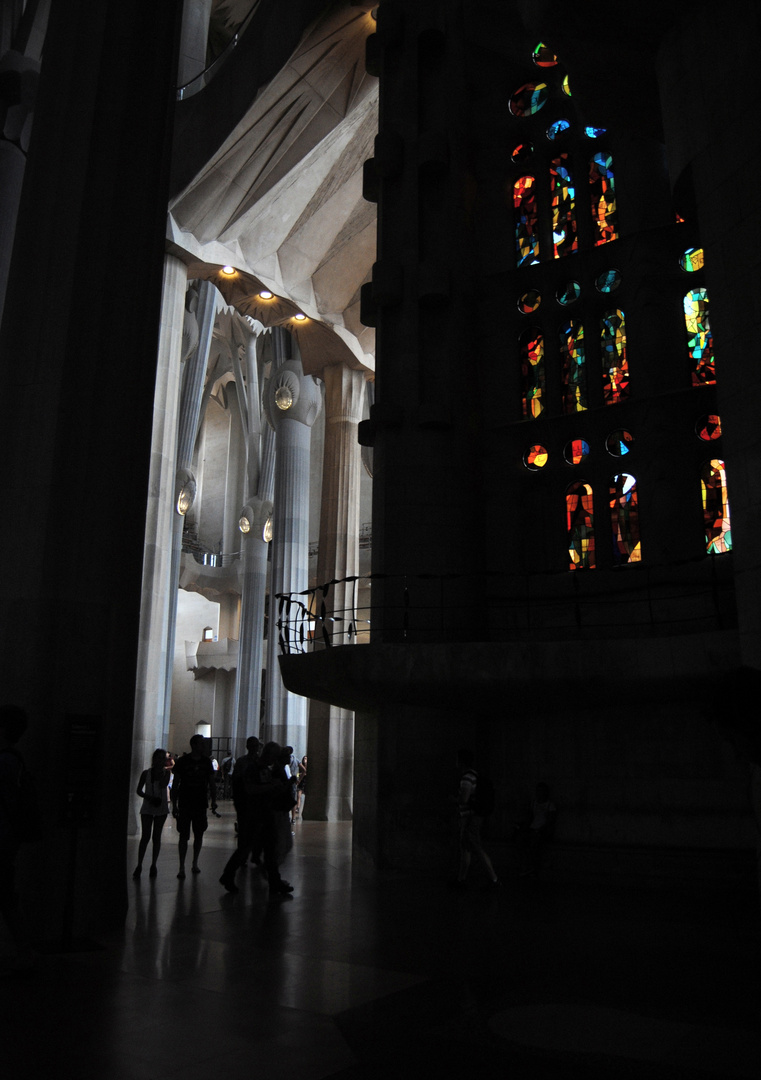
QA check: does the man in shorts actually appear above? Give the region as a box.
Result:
[171,734,217,879]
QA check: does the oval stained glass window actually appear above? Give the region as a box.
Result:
[557,281,581,305]
[511,142,533,164]
[510,83,549,118]
[605,429,633,457]
[524,444,549,470]
[532,42,557,67]
[596,269,622,293]
[585,126,607,138]
[564,438,590,465]
[518,289,541,314]
[680,247,705,272]
[548,119,570,140]
[697,414,721,441]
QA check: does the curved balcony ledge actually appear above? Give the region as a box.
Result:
[278,629,741,714]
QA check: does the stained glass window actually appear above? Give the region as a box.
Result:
[560,319,587,413]
[606,429,633,457]
[610,473,641,564]
[514,176,539,267]
[590,152,618,245]
[701,459,732,554]
[562,74,571,97]
[532,43,558,67]
[697,414,721,441]
[564,438,589,465]
[566,482,595,569]
[550,153,578,258]
[520,328,545,419]
[585,126,607,138]
[510,83,549,117]
[518,289,541,314]
[557,281,581,305]
[511,143,533,164]
[524,445,548,470]
[680,247,704,272]
[548,119,571,140]
[601,308,628,404]
[595,269,621,294]
[684,288,715,386]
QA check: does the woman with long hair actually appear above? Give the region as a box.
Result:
[133,748,171,879]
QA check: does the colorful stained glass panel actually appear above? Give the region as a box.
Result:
[697,414,721,442]
[605,429,633,457]
[548,119,571,140]
[564,438,590,465]
[524,445,549,470]
[601,308,629,404]
[684,288,715,386]
[610,473,641,564]
[560,320,587,413]
[680,247,704,272]
[551,153,577,258]
[557,281,581,305]
[566,482,595,569]
[520,327,545,419]
[596,269,622,294]
[511,142,533,164]
[701,459,732,554]
[518,289,541,314]
[510,83,549,117]
[590,152,618,245]
[514,176,540,267]
[532,42,558,67]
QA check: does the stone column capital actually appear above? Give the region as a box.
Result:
[263,358,322,431]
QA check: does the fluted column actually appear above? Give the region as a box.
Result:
[233,331,274,750]
[132,254,187,809]
[262,353,322,752]
[306,363,365,820]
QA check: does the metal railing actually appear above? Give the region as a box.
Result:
[275,557,734,655]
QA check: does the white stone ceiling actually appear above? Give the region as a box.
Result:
[169,3,378,375]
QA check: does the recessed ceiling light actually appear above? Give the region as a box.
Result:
[221,265,236,276]
[293,313,307,321]
[259,290,274,299]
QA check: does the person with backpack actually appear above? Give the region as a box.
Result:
[452,747,500,890]
[0,704,38,969]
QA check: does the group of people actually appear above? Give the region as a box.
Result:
[133,735,307,895]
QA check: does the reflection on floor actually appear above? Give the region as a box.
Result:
[3,809,761,1079]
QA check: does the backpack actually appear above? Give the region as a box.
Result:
[0,747,43,843]
[470,772,496,818]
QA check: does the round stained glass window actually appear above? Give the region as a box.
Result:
[596,269,622,294]
[518,289,541,314]
[562,74,571,97]
[509,83,549,118]
[697,414,722,441]
[557,281,581,305]
[524,444,549,471]
[547,119,570,140]
[680,247,705,272]
[564,438,590,465]
[511,142,533,164]
[532,42,557,67]
[606,429,633,457]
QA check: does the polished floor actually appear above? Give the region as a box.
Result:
[3,809,761,1079]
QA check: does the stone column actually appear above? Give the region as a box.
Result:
[262,353,322,752]
[233,331,274,751]
[161,279,217,744]
[306,363,365,820]
[177,0,213,88]
[132,254,187,806]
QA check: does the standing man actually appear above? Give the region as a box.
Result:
[171,734,217,879]
[453,747,500,890]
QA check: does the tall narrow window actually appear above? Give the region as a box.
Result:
[566,482,595,569]
[610,473,641,564]
[560,319,586,412]
[589,152,618,245]
[701,459,732,554]
[514,176,539,267]
[601,308,628,404]
[520,328,545,419]
[550,153,577,258]
[684,288,716,386]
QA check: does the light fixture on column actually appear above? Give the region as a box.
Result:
[263,515,273,543]
[275,385,293,410]
[239,505,253,534]
[175,468,197,515]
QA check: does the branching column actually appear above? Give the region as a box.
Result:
[306,363,365,820]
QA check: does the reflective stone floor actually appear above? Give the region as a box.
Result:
[3,810,760,1079]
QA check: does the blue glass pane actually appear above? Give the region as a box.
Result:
[548,119,570,140]
[585,126,607,138]
[595,269,622,293]
[557,281,581,305]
